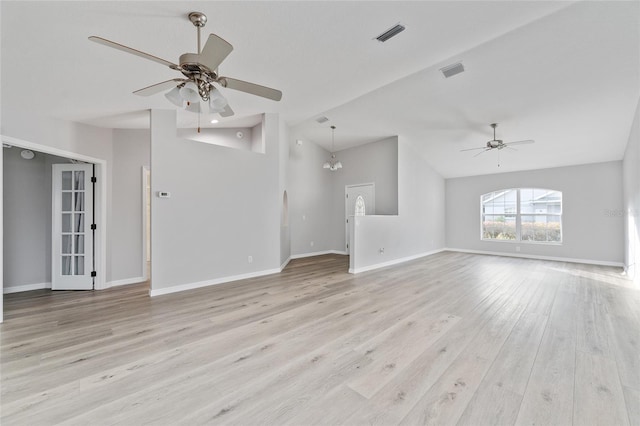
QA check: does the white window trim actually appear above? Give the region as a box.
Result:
[481,188,563,245]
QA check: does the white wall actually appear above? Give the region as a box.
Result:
[288,136,334,256]
[446,161,624,265]
[349,137,446,272]
[177,127,255,152]
[623,99,640,283]
[111,129,150,285]
[150,110,281,295]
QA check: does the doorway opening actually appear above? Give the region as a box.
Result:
[2,135,107,322]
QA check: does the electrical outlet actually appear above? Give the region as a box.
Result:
[248,255,253,263]
[515,246,521,252]
[310,241,314,247]
[380,247,385,254]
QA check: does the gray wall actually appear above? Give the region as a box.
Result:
[446,161,624,264]
[3,149,73,290]
[3,148,48,289]
[330,137,399,251]
[288,135,399,257]
[150,110,281,294]
[279,120,290,267]
[1,113,115,289]
[623,99,640,282]
[349,138,445,271]
[111,129,150,283]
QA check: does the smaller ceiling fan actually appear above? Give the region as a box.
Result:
[89,11,282,118]
[461,123,534,157]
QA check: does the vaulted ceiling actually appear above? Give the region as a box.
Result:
[2,1,639,177]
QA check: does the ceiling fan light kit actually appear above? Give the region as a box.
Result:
[164,86,184,107]
[89,11,282,118]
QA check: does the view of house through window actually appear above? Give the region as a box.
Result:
[481,188,562,243]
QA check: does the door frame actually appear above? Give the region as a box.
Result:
[345,183,375,254]
[142,166,150,281]
[1,135,108,300]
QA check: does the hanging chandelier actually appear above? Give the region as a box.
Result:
[323,125,342,171]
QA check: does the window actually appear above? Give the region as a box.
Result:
[481,188,562,243]
[354,195,366,216]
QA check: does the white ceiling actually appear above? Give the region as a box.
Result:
[2,1,639,178]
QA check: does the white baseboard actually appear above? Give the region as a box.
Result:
[445,248,625,268]
[3,282,51,294]
[280,257,291,271]
[149,268,281,297]
[290,250,348,260]
[104,276,147,289]
[349,249,446,274]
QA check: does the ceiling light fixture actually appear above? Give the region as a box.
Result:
[164,86,184,107]
[179,81,201,103]
[90,11,281,122]
[20,150,35,160]
[323,125,342,171]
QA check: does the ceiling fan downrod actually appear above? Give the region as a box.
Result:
[188,12,207,54]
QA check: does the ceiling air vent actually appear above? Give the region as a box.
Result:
[316,116,329,124]
[440,62,465,78]
[375,24,406,42]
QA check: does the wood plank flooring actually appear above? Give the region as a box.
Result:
[1,252,639,425]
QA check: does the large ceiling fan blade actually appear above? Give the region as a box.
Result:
[460,146,488,152]
[218,77,282,101]
[133,79,186,96]
[219,104,234,117]
[200,34,234,71]
[473,149,492,157]
[89,36,179,69]
[505,139,535,146]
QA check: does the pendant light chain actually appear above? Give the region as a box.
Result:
[323,125,342,171]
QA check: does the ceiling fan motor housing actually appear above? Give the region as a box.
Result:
[179,53,215,76]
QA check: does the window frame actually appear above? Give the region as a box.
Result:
[480,188,562,245]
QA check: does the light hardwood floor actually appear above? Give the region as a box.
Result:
[1,252,639,425]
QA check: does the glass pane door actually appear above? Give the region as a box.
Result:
[52,164,93,290]
[60,170,86,275]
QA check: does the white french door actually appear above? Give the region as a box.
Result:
[52,164,94,290]
[345,183,375,254]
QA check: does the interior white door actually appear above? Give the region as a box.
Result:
[345,183,375,254]
[52,164,94,290]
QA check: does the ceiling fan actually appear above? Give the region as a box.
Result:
[89,12,282,118]
[461,123,534,157]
